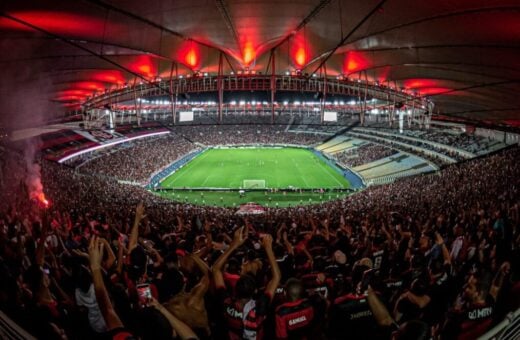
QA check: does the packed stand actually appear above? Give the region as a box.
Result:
[378,128,505,155]
[351,129,467,162]
[334,143,397,168]
[0,143,518,339]
[78,134,197,184]
[174,125,324,146]
[346,131,454,166]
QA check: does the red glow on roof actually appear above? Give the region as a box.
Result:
[57,89,93,97]
[1,11,108,38]
[344,51,369,74]
[69,81,106,91]
[185,48,198,68]
[290,32,310,68]
[242,41,256,66]
[416,87,451,95]
[129,55,156,78]
[90,70,125,85]
[377,66,391,83]
[295,47,307,67]
[179,41,200,70]
[403,79,440,89]
[54,95,86,102]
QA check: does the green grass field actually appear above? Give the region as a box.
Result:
[154,147,352,207]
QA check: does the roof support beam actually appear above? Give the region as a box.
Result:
[0,12,173,97]
[214,0,242,53]
[308,0,388,78]
[271,0,333,51]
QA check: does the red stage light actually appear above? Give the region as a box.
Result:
[179,41,200,69]
[185,49,198,68]
[129,55,156,78]
[295,47,307,67]
[344,51,368,73]
[242,41,256,66]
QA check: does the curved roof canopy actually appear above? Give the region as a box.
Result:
[0,0,519,127]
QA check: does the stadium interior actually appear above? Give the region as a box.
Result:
[0,1,519,339]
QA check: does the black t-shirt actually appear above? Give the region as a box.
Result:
[301,273,334,299]
[329,293,384,340]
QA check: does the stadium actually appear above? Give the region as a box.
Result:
[0,1,519,340]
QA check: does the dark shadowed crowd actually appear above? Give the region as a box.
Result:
[0,137,519,340]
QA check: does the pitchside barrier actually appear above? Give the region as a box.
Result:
[153,187,355,193]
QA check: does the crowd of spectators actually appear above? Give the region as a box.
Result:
[174,125,324,146]
[0,136,519,339]
[75,126,324,184]
[380,128,502,155]
[78,134,197,184]
[353,127,506,161]
[334,143,397,168]
[346,132,456,166]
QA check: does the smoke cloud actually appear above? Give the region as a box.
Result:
[23,138,46,203]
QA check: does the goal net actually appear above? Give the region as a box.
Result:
[242,179,266,189]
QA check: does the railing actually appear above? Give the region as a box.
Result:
[354,127,476,159]
[479,308,520,340]
[82,75,427,111]
[347,130,456,165]
[0,311,36,340]
[365,167,437,186]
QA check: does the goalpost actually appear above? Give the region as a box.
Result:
[242,179,266,189]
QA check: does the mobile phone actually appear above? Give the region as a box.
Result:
[137,284,152,305]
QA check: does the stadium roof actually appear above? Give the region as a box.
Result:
[0,0,519,127]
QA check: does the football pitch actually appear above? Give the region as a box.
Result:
[155,147,352,207]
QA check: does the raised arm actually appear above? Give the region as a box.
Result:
[88,236,124,331]
[212,226,247,289]
[35,212,51,266]
[189,253,211,300]
[262,234,281,297]
[128,202,145,253]
[100,238,116,270]
[282,231,294,256]
[490,261,510,300]
[367,285,395,327]
[435,232,451,265]
[149,299,199,340]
